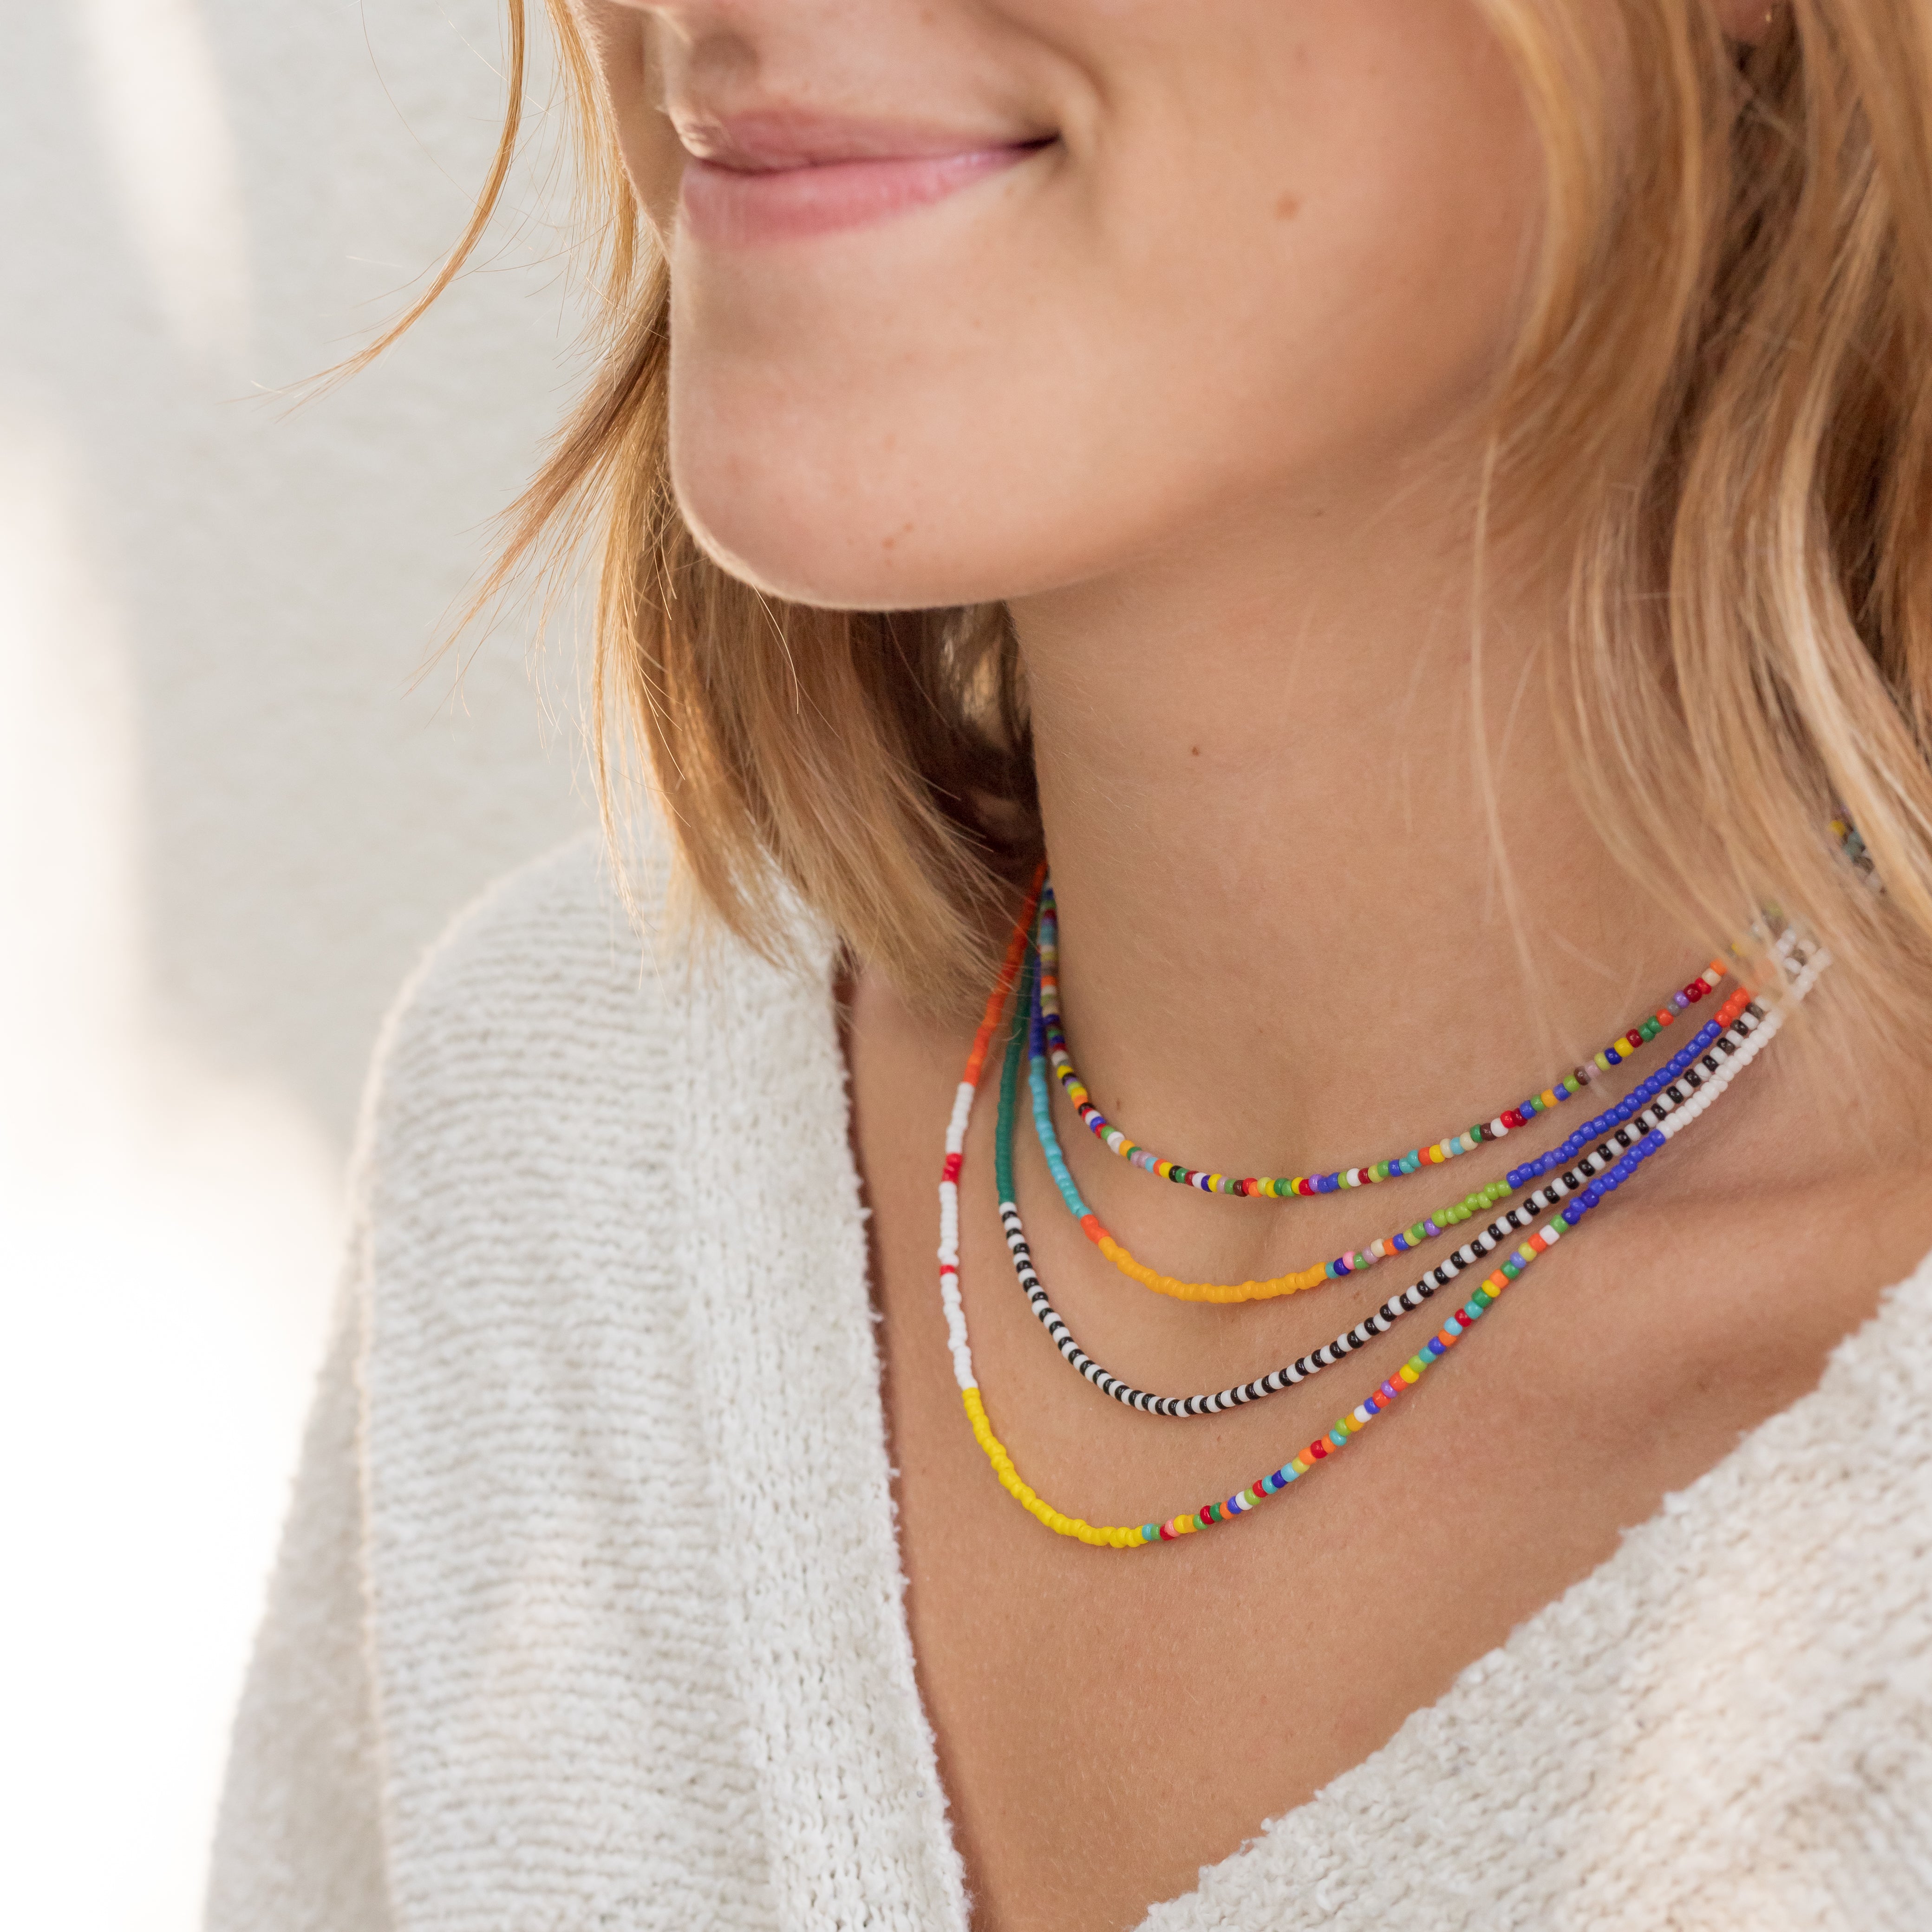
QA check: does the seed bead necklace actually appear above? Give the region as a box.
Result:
[997,951,1787,1417]
[1021,927,1794,1303]
[1035,881,1731,1200]
[1021,956,1512,1300]
[937,901,1823,1549]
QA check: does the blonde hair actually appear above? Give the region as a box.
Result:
[374,0,1932,1030]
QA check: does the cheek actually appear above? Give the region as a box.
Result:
[662,0,1543,611]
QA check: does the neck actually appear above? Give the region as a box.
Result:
[1005,467,1704,1191]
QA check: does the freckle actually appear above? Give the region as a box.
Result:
[1190,745,1201,757]
[1274,192,1302,221]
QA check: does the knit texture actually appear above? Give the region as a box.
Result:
[208,833,1932,1931]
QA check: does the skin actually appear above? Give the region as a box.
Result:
[578,4,1932,1927]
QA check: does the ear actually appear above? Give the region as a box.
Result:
[1711,0,1779,45]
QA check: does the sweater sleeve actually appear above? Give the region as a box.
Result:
[203,1241,392,1932]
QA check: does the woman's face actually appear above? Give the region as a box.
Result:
[583,0,1546,611]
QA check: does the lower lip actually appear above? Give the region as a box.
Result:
[680,145,1039,247]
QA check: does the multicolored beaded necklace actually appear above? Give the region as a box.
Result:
[934,879,1827,1549]
[1023,946,1705,1303]
[995,942,1789,1418]
[1035,880,1731,1201]
[1022,917,1785,1301]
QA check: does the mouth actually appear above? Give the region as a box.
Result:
[674,111,1053,247]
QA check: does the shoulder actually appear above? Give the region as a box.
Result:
[348,818,842,1266]
[345,829,682,1373]
[371,827,647,1094]
[358,822,695,1166]
[363,822,834,1120]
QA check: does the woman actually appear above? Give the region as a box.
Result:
[209,2,1932,1927]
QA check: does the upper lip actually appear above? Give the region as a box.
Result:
[672,106,1051,173]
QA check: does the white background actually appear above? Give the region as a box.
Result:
[0,4,592,1925]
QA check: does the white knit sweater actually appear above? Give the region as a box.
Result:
[207,833,1932,1932]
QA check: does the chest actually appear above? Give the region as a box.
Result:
[862,1114,1910,1932]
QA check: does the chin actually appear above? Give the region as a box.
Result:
[670,429,1057,613]
[673,487,957,613]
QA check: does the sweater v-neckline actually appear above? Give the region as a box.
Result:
[672,932,1932,1931]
